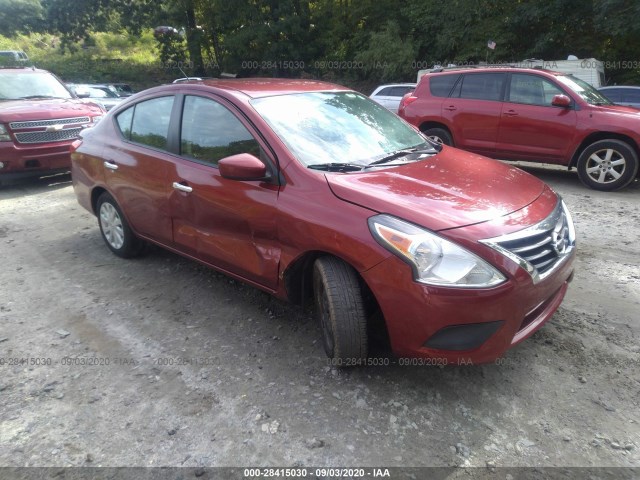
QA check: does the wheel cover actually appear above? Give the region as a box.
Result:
[99,202,125,249]
[428,135,444,144]
[585,148,627,184]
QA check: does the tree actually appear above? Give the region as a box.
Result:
[0,0,44,36]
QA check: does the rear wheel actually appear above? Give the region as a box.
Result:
[96,192,145,258]
[422,127,453,146]
[313,257,368,364]
[576,139,638,191]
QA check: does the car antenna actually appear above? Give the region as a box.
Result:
[177,64,189,80]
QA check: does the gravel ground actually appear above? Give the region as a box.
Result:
[0,166,639,475]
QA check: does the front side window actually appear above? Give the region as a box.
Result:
[116,96,174,150]
[457,73,505,101]
[180,95,260,165]
[508,74,564,106]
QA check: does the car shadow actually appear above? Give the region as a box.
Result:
[0,172,72,199]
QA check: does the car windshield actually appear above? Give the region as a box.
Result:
[83,86,119,98]
[0,71,72,100]
[251,91,428,167]
[556,75,613,106]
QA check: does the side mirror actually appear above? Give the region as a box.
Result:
[551,94,572,108]
[219,153,269,181]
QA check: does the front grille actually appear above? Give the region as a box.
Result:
[14,128,83,144]
[480,200,575,284]
[9,117,90,129]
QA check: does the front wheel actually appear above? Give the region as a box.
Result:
[96,192,145,258]
[313,257,368,363]
[576,140,639,191]
[422,127,453,146]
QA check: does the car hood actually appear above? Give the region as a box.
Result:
[325,147,546,231]
[591,104,640,117]
[0,98,103,121]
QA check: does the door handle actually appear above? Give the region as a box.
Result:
[444,105,457,111]
[104,161,118,170]
[172,181,193,193]
[504,110,518,117]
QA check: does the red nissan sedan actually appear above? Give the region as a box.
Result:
[71,78,576,365]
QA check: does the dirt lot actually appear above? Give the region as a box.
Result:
[0,166,639,474]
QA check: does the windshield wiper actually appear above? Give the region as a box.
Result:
[308,163,365,172]
[17,95,63,100]
[366,144,439,168]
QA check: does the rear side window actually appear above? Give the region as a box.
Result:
[429,74,460,97]
[457,73,505,101]
[600,89,621,102]
[180,95,260,165]
[389,86,414,97]
[375,87,394,96]
[116,96,175,150]
[622,89,640,103]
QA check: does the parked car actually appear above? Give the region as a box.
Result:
[597,86,640,109]
[106,83,135,97]
[173,77,215,83]
[400,66,640,191]
[0,67,104,184]
[370,83,416,113]
[0,50,29,65]
[68,84,124,111]
[71,78,575,365]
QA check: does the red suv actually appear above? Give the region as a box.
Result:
[0,67,104,184]
[71,79,575,365]
[399,67,640,191]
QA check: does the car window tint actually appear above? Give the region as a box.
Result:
[376,87,393,96]
[459,73,505,101]
[430,74,460,97]
[601,89,621,102]
[129,96,174,150]
[116,107,134,139]
[622,89,640,103]
[180,95,260,165]
[509,74,563,106]
[389,86,412,97]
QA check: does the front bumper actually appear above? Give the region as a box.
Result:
[0,141,72,178]
[362,246,575,364]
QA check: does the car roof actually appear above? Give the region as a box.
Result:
[160,78,352,99]
[0,67,47,73]
[424,66,567,77]
[376,83,417,87]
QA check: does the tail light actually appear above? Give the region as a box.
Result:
[398,93,418,116]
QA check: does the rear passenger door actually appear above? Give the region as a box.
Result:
[442,72,506,156]
[496,73,577,163]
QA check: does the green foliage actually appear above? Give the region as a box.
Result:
[2,0,640,86]
[0,0,44,36]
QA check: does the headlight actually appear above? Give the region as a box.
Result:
[0,124,11,142]
[91,115,104,124]
[368,214,506,288]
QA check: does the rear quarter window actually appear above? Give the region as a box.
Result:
[429,74,461,97]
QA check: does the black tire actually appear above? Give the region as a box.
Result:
[313,257,368,363]
[96,192,145,258]
[422,127,453,146]
[576,139,639,191]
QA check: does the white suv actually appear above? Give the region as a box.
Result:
[370,83,416,113]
